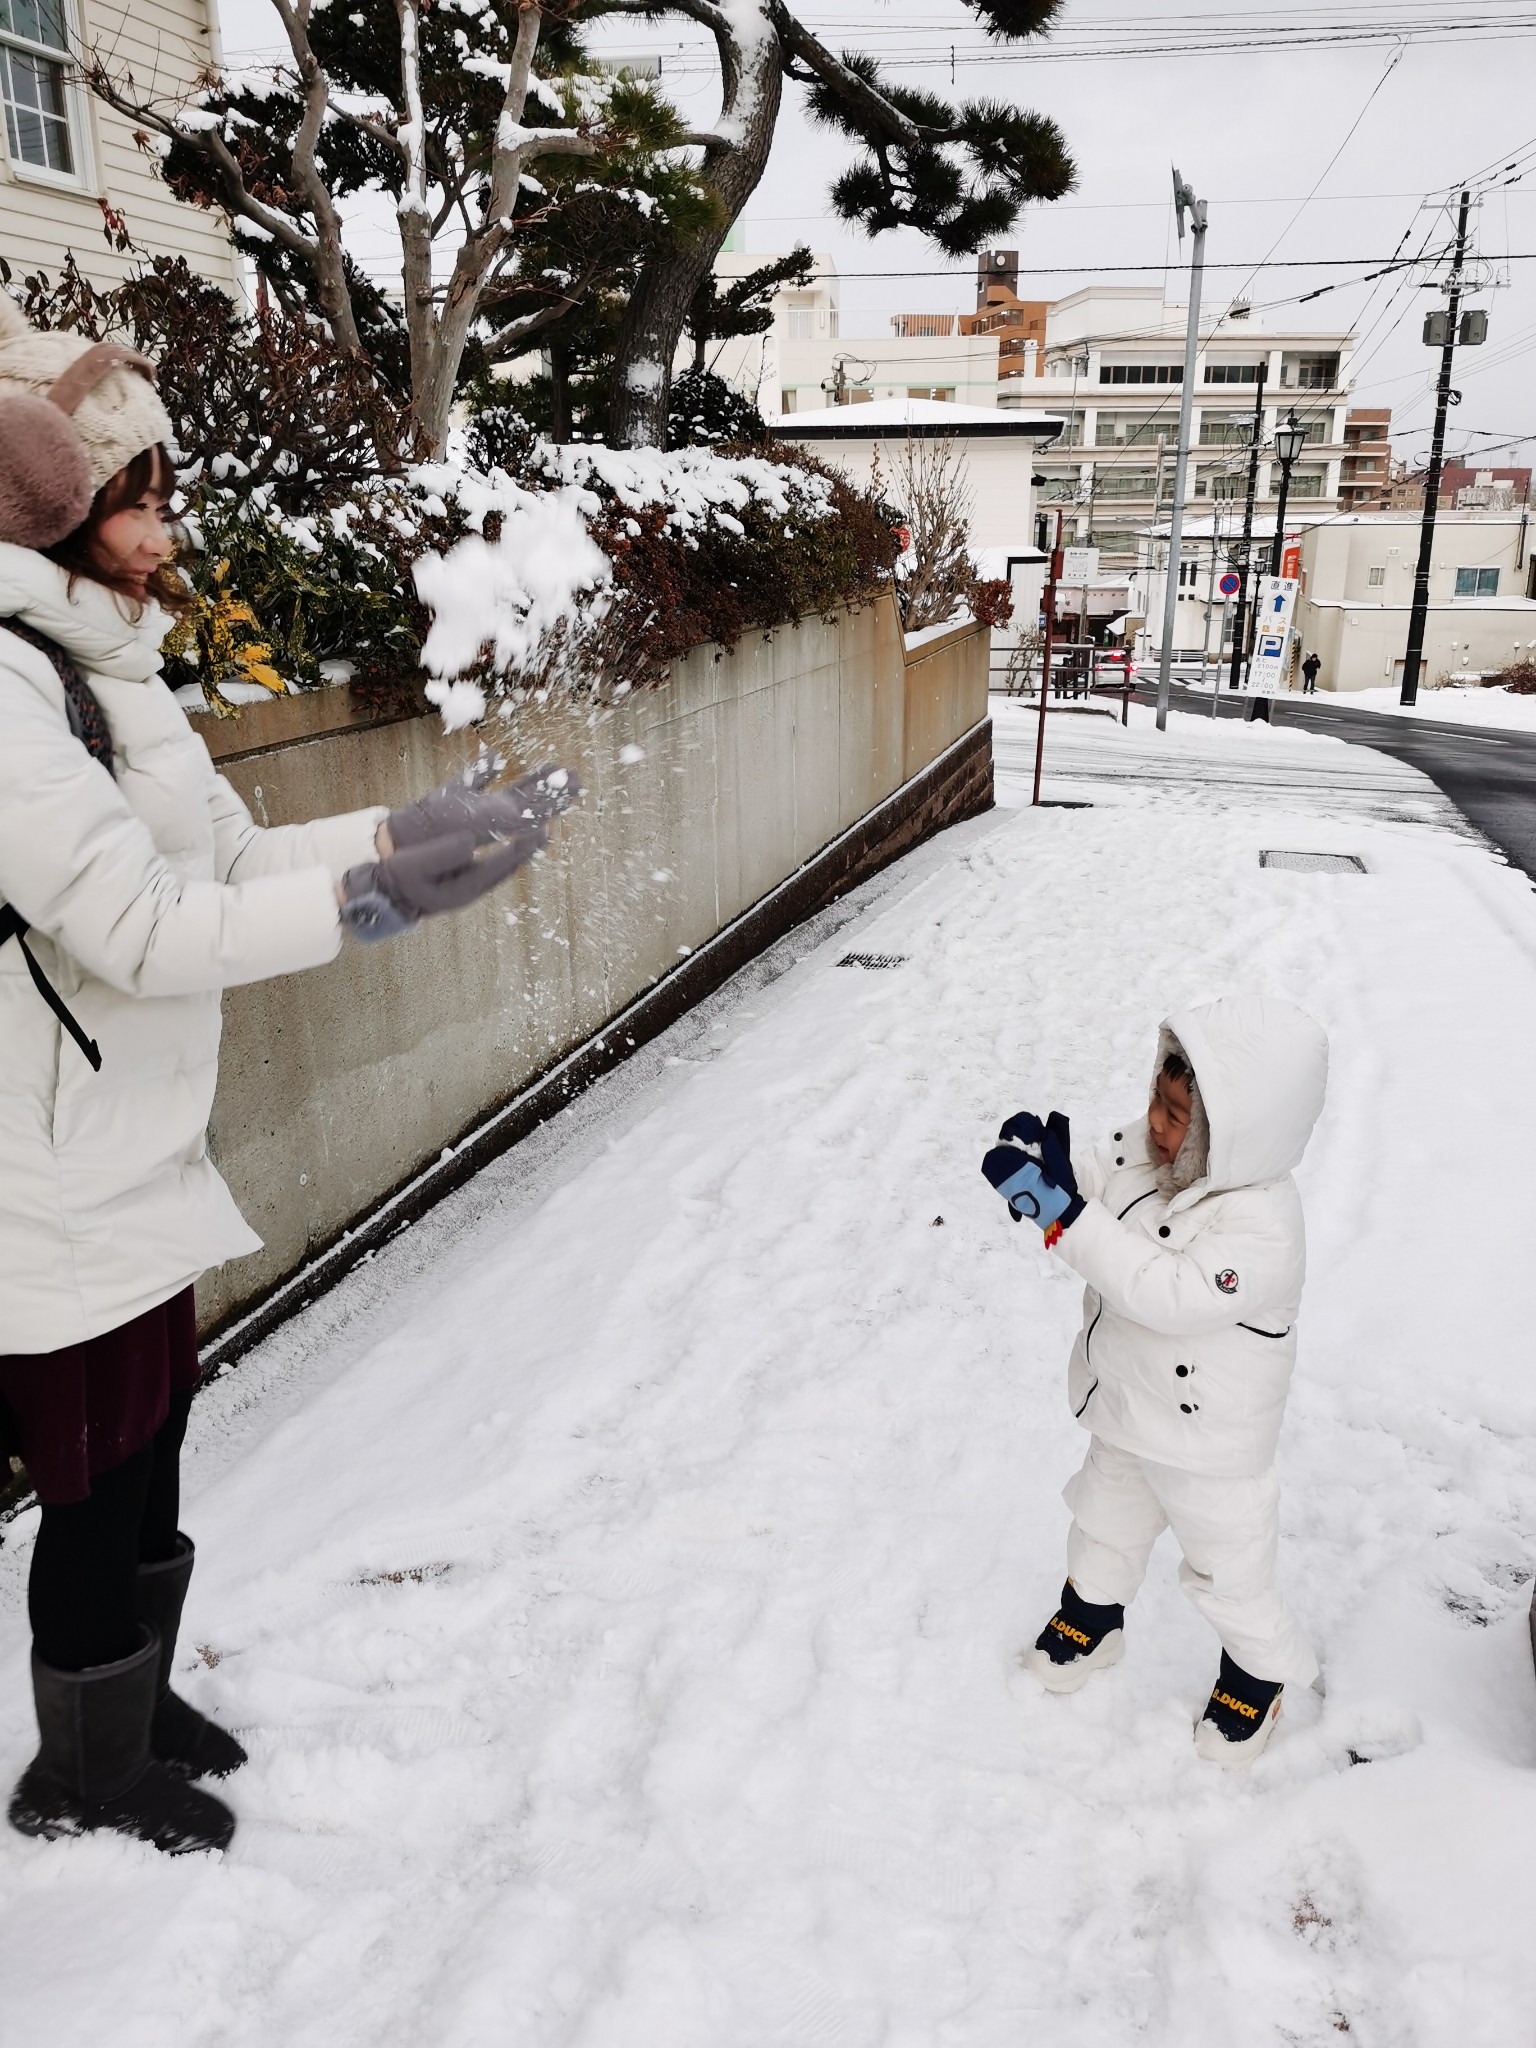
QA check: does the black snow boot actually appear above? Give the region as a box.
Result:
[1195,1650,1284,1769]
[8,1626,235,1854]
[138,1535,248,1780]
[1021,1579,1126,1694]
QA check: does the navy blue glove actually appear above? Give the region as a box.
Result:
[981,1109,1085,1232]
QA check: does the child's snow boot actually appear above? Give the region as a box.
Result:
[9,1626,236,1854]
[1021,1579,1125,1693]
[1194,1650,1283,1768]
[138,1536,248,1780]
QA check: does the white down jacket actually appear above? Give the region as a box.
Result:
[0,546,385,1353]
[1052,996,1329,1477]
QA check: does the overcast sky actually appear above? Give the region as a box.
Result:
[216,0,1534,468]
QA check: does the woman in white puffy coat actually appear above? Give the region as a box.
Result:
[983,995,1329,1766]
[0,300,571,1854]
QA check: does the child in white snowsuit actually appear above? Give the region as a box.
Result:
[981,995,1328,1766]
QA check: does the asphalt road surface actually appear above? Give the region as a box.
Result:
[1148,681,1536,885]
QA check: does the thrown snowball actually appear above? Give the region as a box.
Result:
[619,744,646,765]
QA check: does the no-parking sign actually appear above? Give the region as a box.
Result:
[1218,572,1241,597]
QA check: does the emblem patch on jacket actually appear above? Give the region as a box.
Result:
[1216,1269,1240,1295]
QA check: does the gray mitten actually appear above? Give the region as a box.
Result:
[385,757,580,854]
[340,827,543,944]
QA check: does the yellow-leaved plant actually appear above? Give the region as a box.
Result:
[161,559,289,716]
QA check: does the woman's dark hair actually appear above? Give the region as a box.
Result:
[43,443,190,615]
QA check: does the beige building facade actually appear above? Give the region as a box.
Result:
[0,0,239,290]
[1295,513,1536,691]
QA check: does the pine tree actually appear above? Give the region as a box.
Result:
[594,0,1075,446]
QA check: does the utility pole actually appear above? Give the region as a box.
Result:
[1401,189,1472,706]
[1156,169,1208,733]
[1226,359,1267,692]
[1033,511,1064,807]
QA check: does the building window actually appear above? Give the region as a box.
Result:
[1283,353,1339,391]
[1454,566,1500,597]
[1193,471,1242,500]
[1099,363,1183,385]
[1092,412,1167,448]
[906,386,955,401]
[1204,364,1262,384]
[1198,414,1253,447]
[1367,565,1385,587]
[1094,469,1160,500]
[1,0,76,175]
[1285,469,1327,499]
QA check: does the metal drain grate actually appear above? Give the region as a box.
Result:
[838,952,909,970]
[1260,850,1367,874]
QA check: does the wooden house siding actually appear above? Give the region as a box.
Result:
[0,0,238,292]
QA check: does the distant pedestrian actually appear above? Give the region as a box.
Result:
[1301,651,1321,694]
[981,997,1329,1768]
[0,297,579,1855]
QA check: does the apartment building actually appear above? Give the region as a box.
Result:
[1023,286,1356,573]
[1,0,240,292]
[1339,408,1392,510]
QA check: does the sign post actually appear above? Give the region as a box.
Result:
[1244,575,1299,699]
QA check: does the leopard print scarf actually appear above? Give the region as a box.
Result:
[3,616,115,778]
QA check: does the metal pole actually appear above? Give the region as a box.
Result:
[1156,172,1208,732]
[1401,188,1472,706]
[1227,360,1267,691]
[1033,511,1063,807]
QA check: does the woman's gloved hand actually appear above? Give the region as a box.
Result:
[341,757,581,944]
[340,826,544,943]
[382,756,580,856]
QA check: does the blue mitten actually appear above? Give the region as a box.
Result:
[981,1109,1085,1234]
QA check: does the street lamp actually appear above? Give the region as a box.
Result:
[1268,410,1307,575]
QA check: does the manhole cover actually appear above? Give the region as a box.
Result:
[1260,850,1367,874]
[839,952,909,970]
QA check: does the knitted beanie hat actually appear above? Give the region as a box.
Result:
[0,292,173,547]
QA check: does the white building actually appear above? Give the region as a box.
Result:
[1,0,240,293]
[1294,513,1536,692]
[767,396,1063,552]
[697,252,1004,417]
[1023,287,1357,573]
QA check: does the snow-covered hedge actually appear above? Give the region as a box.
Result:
[165,436,900,717]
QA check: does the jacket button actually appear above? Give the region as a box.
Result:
[1116,1157,1125,1166]
[1114,1132,1122,1142]
[1179,1402,1193,1414]
[1176,1364,1188,1378]
[1158,1225,1170,1238]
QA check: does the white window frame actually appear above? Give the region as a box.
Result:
[1367,565,1386,587]
[0,0,95,192]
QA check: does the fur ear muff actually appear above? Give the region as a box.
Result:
[0,293,31,341]
[0,392,95,547]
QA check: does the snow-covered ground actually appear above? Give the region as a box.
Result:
[4,702,1536,2045]
[1159,668,1536,733]
[1323,684,1536,733]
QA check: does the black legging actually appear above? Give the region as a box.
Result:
[28,1389,192,1672]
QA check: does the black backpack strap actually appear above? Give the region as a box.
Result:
[0,905,102,1071]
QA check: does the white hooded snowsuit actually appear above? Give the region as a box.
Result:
[1048,995,1329,1684]
[0,548,385,1353]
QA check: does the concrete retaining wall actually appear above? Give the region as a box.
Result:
[195,596,990,1341]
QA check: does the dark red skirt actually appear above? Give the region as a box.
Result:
[0,1288,202,1506]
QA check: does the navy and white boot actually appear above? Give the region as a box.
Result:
[1021,1580,1125,1694]
[1194,1651,1283,1768]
